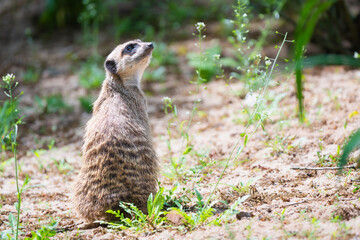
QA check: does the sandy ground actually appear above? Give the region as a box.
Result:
[1,46,360,240]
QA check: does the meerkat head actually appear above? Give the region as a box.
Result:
[104,39,154,86]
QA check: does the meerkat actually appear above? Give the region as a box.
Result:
[73,39,158,228]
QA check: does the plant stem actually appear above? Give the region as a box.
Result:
[178,24,204,156]
[186,27,203,136]
[14,144,20,240]
[9,79,20,240]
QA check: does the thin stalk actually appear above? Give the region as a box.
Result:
[5,77,21,239]
[204,33,288,208]
[178,24,205,156]
[14,141,20,240]
[10,84,20,240]
[186,26,204,135]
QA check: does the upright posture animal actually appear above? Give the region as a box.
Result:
[73,40,158,226]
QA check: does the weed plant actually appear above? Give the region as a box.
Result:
[187,44,222,82]
[226,0,275,92]
[204,31,290,209]
[162,23,221,184]
[0,74,29,240]
[23,220,58,240]
[98,187,167,232]
[162,23,213,180]
[162,183,192,210]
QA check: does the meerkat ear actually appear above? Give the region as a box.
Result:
[105,59,117,74]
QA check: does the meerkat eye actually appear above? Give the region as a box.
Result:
[125,44,136,53]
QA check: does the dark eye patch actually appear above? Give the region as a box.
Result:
[123,43,138,55]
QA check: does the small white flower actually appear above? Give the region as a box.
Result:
[2,73,15,84]
[195,22,205,32]
[354,52,359,59]
[162,97,172,102]
[244,92,259,107]
[265,60,272,66]
[243,13,247,17]
[213,54,220,61]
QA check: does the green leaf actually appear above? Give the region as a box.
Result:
[294,0,337,123]
[303,54,360,68]
[194,188,203,208]
[243,134,248,147]
[182,145,193,155]
[173,104,178,117]
[147,193,154,215]
[339,129,360,168]
[8,213,16,231]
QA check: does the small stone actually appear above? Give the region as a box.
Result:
[236,211,254,220]
[258,214,270,221]
[166,210,185,226]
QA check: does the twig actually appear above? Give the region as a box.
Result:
[263,197,359,211]
[290,164,357,171]
[283,200,308,207]
[339,197,358,201]
[270,200,308,209]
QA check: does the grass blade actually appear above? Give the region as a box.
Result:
[339,129,360,168]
